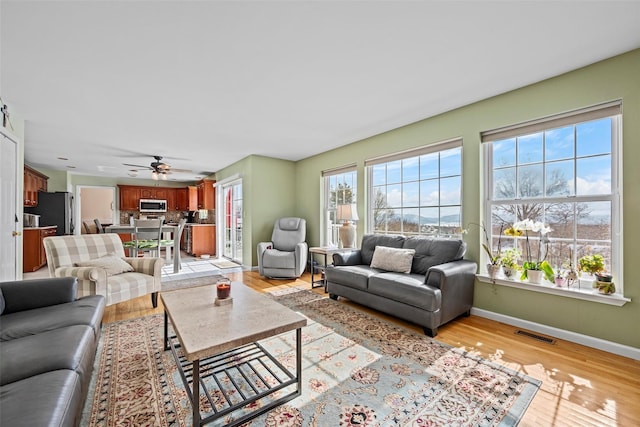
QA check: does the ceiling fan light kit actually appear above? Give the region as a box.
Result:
[124,155,191,180]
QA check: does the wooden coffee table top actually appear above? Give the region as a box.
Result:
[160,283,307,361]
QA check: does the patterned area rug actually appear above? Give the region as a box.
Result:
[82,287,540,426]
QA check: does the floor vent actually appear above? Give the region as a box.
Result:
[515,329,556,344]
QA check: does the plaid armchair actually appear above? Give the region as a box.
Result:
[43,234,163,307]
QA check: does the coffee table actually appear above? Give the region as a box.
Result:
[161,283,307,426]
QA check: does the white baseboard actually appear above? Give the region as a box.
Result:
[471,308,640,361]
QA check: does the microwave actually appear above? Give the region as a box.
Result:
[139,199,167,212]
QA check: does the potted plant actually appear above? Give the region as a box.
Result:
[578,254,605,277]
[554,270,567,287]
[463,222,502,278]
[508,219,554,283]
[500,247,521,279]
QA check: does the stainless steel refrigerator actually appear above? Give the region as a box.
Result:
[25,191,75,235]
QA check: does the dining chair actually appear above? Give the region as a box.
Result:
[122,219,164,257]
[93,218,104,233]
[158,218,187,269]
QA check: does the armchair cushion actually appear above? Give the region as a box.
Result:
[257,217,308,278]
[74,253,134,276]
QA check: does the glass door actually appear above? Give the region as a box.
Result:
[222,180,242,263]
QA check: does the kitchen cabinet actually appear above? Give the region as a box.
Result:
[23,226,57,272]
[139,187,168,200]
[175,188,188,211]
[118,185,140,210]
[197,179,216,210]
[187,186,198,211]
[23,165,48,207]
[181,224,216,257]
[166,188,177,210]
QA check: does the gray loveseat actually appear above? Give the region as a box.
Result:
[0,277,105,427]
[326,234,477,337]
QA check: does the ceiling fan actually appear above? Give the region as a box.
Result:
[123,155,192,180]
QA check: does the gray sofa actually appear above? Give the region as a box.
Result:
[326,234,477,337]
[0,277,105,427]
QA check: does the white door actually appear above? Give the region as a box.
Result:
[0,132,19,280]
[222,180,242,263]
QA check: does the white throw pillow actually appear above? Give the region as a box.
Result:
[370,246,415,274]
[75,254,134,276]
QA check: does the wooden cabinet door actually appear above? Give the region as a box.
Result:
[39,227,57,266]
[22,229,40,272]
[176,188,188,211]
[197,179,216,210]
[139,187,154,199]
[23,166,49,207]
[119,186,140,210]
[166,188,177,210]
[187,186,198,211]
[191,225,216,256]
[153,188,168,200]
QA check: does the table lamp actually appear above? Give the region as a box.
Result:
[337,204,358,248]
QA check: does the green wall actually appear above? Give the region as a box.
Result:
[293,49,640,348]
[215,155,296,266]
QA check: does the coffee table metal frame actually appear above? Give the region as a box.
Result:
[162,285,305,426]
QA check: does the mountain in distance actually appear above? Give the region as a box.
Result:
[392,213,460,226]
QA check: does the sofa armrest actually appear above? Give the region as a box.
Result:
[0,277,78,314]
[425,260,478,289]
[332,250,363,266]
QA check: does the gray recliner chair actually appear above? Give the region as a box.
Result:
[257,217,308,278]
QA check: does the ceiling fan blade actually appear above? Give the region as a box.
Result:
[123,163,152,170]
[168,168,192,173]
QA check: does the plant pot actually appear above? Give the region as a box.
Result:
[554,277,567,287]
[502,266,517,279]
[595,273,612,282]
[527,269,543,284]
[595,280,615,294]
[487,263,501,279]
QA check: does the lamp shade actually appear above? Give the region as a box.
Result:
[337,204,358,222]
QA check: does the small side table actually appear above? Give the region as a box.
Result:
[309,246,354,292]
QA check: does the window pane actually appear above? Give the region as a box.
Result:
[440,206,461,231]
[546,202,575,239]
[403,181,419,207]
[576,155,611,196]
[440,147,461,177]
[494,167,516,200]
[420,152,439,180]
[402,157,419,182]
[372,164,386,186]
[402,208,420,234]
[518,164,544,198]
[493,138,516,168]
[545,126,574,161]
[420,179,439,206]
[545,160,574,196]
[577,118,611,157]
[387,160,402,184]
[518,132,543,164]
[440,176,461,205]
[387,184,402,208]
[420,207,438,234]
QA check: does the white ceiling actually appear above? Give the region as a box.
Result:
[2,1,640,182]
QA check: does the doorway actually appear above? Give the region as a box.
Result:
[77,186,116,233]
[221,179,242,263]
[1,130,19,280]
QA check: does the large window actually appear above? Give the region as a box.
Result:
[322,165,357,246]
[482,101,622,293]
[365,139,462,237]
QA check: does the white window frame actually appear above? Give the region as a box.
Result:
[321,164,357,247]
[481,100,628,306]
[365,138,463,237]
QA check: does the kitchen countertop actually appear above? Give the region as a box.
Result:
[23,225,57,230]
[184,223,215,226]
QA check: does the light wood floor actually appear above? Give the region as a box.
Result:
[104,270,640,427]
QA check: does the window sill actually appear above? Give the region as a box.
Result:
[476,274,630,306]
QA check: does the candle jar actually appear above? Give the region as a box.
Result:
[216,282,231,299]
